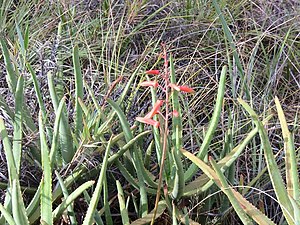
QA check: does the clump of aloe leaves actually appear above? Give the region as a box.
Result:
[0,0,299,224]
[1,36,299,224]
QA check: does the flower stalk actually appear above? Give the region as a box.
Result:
[136,43,194,224]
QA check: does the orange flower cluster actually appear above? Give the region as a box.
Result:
[136,69,194,127]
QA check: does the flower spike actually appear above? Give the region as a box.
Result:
[145,70,160,75]
[136,117,160,127]
[140,81,159,88]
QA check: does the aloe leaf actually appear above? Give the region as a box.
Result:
[47,71,74,163]
[181,149,276,225]
[210,158,253,224]
[12,74,24,173]
[184,124,258,196]
[107,99,152,215]
[16,21,26,58]
[26,185,41,219]
[82,137,112,225]
[0,38,17,92]
[12,179,29,225]
[130,201,166,225]
[289,196,300,225]
[185,147,253,224]
[24,22,29,50]
[28,168,84,224]
[82,191,104,225]
[169,54,184,200]
[0,118,17,183]
[73,45,83,135]
[107,99,133,141]
[238,98,294,224]
[55,171,77,225]
[275,96,300,202]
[104,175,113,225]
[185,65,227,181]
[39,111,53,225]
[0,38,36,133]
[107,131,151,164]
[0,203,16,225]
[115,160,139,189]
[26,63,48,124]
[52,181,95,221]
[49,98,66,167]
[184,114,271,196]
[116,180,130,225]
[144,140,154,169]
[0,95,14,120]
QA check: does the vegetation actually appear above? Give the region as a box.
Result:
[0,0,299,224]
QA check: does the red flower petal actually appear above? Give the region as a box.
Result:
[140,81,159,88]
[179,85,195,93]
[145,70,160,75]
[145,100,164,119]
[136,117,160,127]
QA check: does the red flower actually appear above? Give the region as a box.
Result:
[136,117,160,127]
[169,83,195,93]
[140,81,159,88]
[145,70,160,75]
[145,99,164,119]
[179,85,195,93]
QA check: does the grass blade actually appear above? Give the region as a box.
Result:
[212,0,248,97]
[73,45,84,135]
[289,196,300,225]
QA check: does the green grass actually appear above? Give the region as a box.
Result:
[0,0,299,224]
